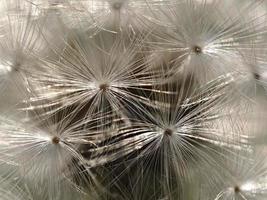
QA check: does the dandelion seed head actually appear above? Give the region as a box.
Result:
[151,0,265,83]
[0,1,266,199]
[0,111,102,200]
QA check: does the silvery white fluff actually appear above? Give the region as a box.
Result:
[148,0,267,84]
[89,75,241,199]
[0,0,267,200]
[27,31,163,118]
[61,0,168,34]
[200,147,267,200]
[0,0,41,110]
[0,109,108,200]
[0,177,32,200]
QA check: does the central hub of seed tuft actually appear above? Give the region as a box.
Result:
[99,83,109,92]
[164,128,173,136]
[112,2,122,10]
[12,62,21,72]
[52,136,60,144]
[193,45,202,54]
[234,186,240,193]
[254,73,260,80]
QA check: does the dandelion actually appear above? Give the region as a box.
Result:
[148,0,267,83]
[88,74,241,198]
[0,108,107,200]
[28,32,162,119]
[66,0,166,34]
[0,0,48,112]
[0,0,267,199]
[202,149,267,200]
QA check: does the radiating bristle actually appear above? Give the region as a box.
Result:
[0,108,110,199]
[0,0,267,199]
[27,31,164,120]
[147,0,267,84]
